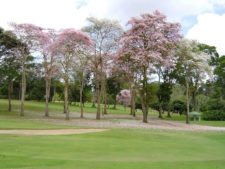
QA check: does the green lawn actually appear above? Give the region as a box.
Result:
[192,120,225,127]
[162,112,225,127]
[0,116,75,129]
[0,129,225,169]
[1,99,225,127]
[0,99,225,169]
[0,99,134,115]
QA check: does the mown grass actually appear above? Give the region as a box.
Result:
[192,120,225,127]
[0,99,139,129]
[163,113,225,127]
[0,116,75,129]
[0,99,225,169]
[0,99,134,115]
[0,129,225,169]
[1,99,225,127]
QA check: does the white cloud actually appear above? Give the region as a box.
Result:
[186,13,225,55]
[1,0,225,54]
[0,0,218,30]
[77,0,214,26]
[209,0,225,6]
[0,0,81,30]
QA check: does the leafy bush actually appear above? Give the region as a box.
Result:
[150,102,160,111]
[201,99,225,120]
[202,110,225,121]
[135,102,142,110]
[171,100,186,115]
[208,99,225,110]
[52,93,62,102]
[106,94,114,105]
[150,102,170,112]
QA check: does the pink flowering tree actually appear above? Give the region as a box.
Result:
[116,89,131,107]
[38,29,58,117]
[175,39,211,124]
[32,28,59,117]
[112,52,139,117]
[119,11,181,123]
[83,17,123,119]
[10,23,43,116]
[73,43,92,118]
[11,23,59,117]
[50,28,92,120]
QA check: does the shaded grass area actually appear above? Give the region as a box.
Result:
[192,120,225,127]
[0,99,133,115]
[0,117,74,129]
[163,113,225,127]
[0,99,225,169]
[1,99,225,127]
[0,99,136,129]
[0,129,225,169]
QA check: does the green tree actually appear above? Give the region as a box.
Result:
[0,29,24,111]
[214,55,225,99]
[174,39,211,124]
[157,82,173,118]
[83,17,123,119]
[106,76,122,109]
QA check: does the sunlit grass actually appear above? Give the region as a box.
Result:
[0,129,224,169]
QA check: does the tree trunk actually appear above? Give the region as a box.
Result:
[92,101,96,107]
[64,78,69,120]
[141,95,148,123]
[19,82,21,101]
[185,77,190,124]
[192,89,197,111]
[8,80,12,112]
[63,102,66,114]
[20,66,26,116]
[167,109,171,118]
[80,73,84,118]
[92,90,96,108]
[113,97,117,109]
[63,82,67,114]
[158,103,163,118]
[157,69,163,119]
[103,92,107,114]
[130,88,136,117]
[45,78,51,117]
[130,87,133,115]
[103,77,107,115]
[92,71,97,108]
[96,78,101,120]
[141,67,148,123]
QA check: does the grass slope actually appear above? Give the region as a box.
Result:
[0,99,225,168]
[0,117,74,129]
[1,99,225,127]
[0,99,133,115]
[0,129,225,169]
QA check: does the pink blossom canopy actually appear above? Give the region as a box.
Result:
[119,10,181,69]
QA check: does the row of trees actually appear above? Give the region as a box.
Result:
[0,11,224,123]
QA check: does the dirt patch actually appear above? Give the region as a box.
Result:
[43,118,225,132]
[0,129,108,136]
[4,111,225,132]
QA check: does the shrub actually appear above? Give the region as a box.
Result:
[202,110,225,121]
[171,100,186,115]
[150,102,170,113]
[150,102,160,111]
[52,93,62,102]
[207,99,225,110]
[200,99,225,121]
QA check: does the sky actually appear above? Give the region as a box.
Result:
[0,0,225,55]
